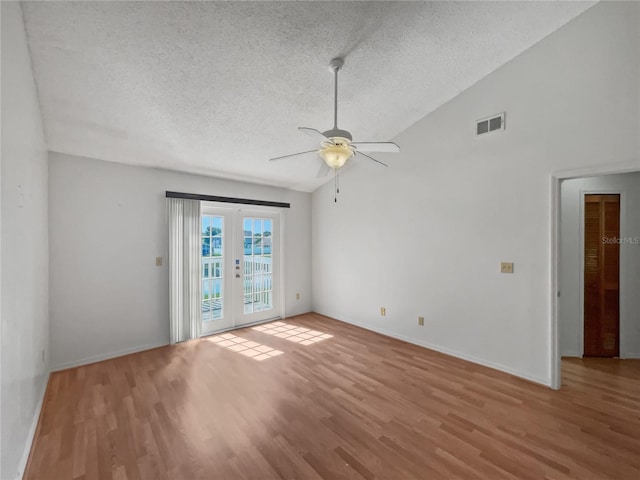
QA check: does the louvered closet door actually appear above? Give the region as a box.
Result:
[583,194,620,357]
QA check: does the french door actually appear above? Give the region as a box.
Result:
[200,205,281,335]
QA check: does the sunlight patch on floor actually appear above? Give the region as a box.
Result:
[207,333,283,361]
[252,321,333,345]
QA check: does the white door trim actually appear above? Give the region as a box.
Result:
[200,201,286,335]
[550,160,639,390]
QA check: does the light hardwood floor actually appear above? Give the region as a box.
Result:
[25,313,640,479]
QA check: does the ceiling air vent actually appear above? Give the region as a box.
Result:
[476,112,505,136]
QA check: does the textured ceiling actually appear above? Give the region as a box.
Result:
[22,1,595,192]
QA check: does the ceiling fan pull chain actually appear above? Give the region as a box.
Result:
[337,170,340,194]
[334,168,338,203]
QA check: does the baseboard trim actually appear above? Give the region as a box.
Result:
[17,370,50,480]
[560,352,583,358]
[52,341,168,372]
[561,353,640,359]
[320,313,550,387]
[621,353,640,359]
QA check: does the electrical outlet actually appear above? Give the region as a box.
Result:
[418,316,424,326]
[296,293,300,300]
[500,262,514,274]
[381,307,386,316]
[156,256,163,267]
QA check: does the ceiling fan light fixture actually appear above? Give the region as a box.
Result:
[319,141,353,169]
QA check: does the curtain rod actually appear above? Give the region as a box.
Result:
[165,191,290,209]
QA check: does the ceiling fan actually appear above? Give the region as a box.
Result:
[269,57,400,186]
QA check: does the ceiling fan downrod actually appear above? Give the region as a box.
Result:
[323,58,352,141]
[329,57,343,130]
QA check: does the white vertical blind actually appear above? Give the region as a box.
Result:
[168,198,202,343]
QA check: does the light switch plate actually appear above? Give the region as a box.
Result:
[500,262,514,273]
[381,307,386,316]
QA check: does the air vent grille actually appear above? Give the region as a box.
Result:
[476,112,505,136]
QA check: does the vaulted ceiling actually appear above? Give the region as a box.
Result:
[22,1,594,191]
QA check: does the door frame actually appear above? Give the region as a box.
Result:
[200,201,287,335]
[578,190,625,358]
[200,205,235,335]
[234,208,282,327]
[550,162,639,390]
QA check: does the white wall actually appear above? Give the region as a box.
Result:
[49,153,312,370]
[1,2,50,479]
[312,1,640,386]
[559,172,640,358]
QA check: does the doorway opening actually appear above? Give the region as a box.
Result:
[200,204,283,336]
[553,169,640,389]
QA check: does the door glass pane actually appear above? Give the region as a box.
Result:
[212,278,222,319]
[263,220,272,257]
[202,279,211,321]
[213,237,223,256]
[243,217,273,315]
[265,291,272,310]
[253,292,263,312]
[213,259,222,278]
[212,217,223,235]
[202,215,224,322]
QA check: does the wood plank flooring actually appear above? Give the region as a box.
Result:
[25,313,640,479]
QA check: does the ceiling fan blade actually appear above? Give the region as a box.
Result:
[298,127,333,144]
[269,149,318,162]
[316,161,331,178]
[351,141,400,153]
[356,151,388,167]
